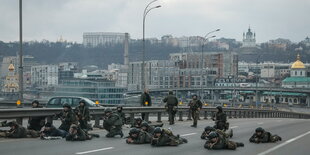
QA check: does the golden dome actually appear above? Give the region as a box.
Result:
[8,63,15,71]
[291,54,305,69]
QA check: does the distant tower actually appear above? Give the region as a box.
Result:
[242,26,256,48]
[124,33,129,67]
[3,62,19,93]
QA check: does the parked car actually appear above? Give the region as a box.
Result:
[46,96,98,108]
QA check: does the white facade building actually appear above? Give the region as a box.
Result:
[31,65,59,86]
[242,27,256,48]
[83,32,129,47]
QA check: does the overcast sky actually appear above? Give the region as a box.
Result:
[0,0,309,43]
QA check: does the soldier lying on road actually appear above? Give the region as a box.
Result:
[249,127,282,143]
[126,128,152,144]
[204,132,244,150]
[151,127,188,146]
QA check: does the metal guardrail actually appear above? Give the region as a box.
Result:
[0,107,309,128]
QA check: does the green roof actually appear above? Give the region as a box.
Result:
[263,91,307,96]
[282,77,310,83]
[240,91,255,94]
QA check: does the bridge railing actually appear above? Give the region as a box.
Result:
[0,107,309,127]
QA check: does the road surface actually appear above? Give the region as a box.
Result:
[0,118,309,155]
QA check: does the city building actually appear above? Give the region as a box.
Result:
[55,79,126,104]
[58,62,78,80]
[31,65,59,87]
[242,27,256,48]
[128,51,238,91]
[282,54,310,88]
[83,32,129,47]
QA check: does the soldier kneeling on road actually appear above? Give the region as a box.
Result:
[103,108,124,138]
[249,127,282,143]
[66,124,99,141]
[0,121,39,138]
[40,122,67,140]
[201,126,232,140]
[151,127,188,146]
[204,131,244,150]
[126,128,152,144]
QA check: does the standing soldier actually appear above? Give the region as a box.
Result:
[249,127,282,143]
[163,90,178,125]
[57,103,77,132]
[102,108,124,138]
[116,106,126,125]
[28,100,46,131]
[204,132,244,150]
[74,100,90,130]
[141,89,152,120]
[188,94,202,127]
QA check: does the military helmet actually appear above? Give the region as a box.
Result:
[255,127,264,133]
[204,126,215,132]
[79,100,86,104]
[129,128,140,135]
[192,94,198,97]
[135,118,143,122]
[70,124,78,129]
[216,106,222,110]
[153,127,162,134]
[44,122,52,127]
[32,100,39,105]
[63,103,71,108]
[7,121,18,127]
[207,131,219,139]
[141,122,149,128]
[105,108,113,113]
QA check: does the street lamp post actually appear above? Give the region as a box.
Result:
[19,0,24,103]
[141,0,161,91]
[200,29,220,100]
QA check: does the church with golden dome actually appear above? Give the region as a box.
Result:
[282,54,310,88]
[2,62,19,93]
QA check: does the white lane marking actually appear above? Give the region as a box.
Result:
[257,131,310,155]
[76,147,114,155]
[230,126,238,129]
[257,122,264,125]
[181,133,197,137]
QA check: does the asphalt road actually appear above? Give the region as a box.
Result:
[0,118,310,155]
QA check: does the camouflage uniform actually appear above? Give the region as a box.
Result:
[74,104,90,130]
[126,128,152,144]
[103,109,123,138]
[188,95,202,127]
[204,132,244,150]
[151,128,188,146]
[249,127,282,143]
[163,91,178,125]
[58,104,77,132]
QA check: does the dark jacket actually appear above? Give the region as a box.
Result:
[103,113,123,131]
[141,93,152,106]
[58,109,77,132]
[188,99,202,111]
[41,125,67,138]
[74,106,90,121]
